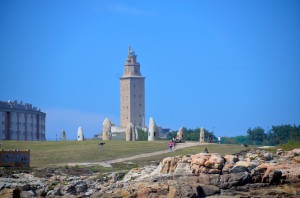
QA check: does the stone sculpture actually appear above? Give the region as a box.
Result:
[77,127,84,141]
[135,128,139,140]
[200,127,205,143]
[177,127,185,143]
[148,117,159,141]
[62,130,66,141]
[125,123,135,141]
[102,118,112,141]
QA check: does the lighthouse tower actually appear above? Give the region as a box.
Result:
[120,47,145,128]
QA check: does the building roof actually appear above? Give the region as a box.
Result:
[0,100,44,114]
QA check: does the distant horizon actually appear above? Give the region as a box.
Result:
[1,1,299,140]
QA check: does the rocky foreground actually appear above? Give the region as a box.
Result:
[0,148,300,198]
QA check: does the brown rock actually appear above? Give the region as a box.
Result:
[293,156,300,163]
[204,160,214,168]
[235,161,252,167]
[182,155,192,163]
[0,189,15,198]
[167,187,177,198]
[137,187,151,198]
[224,155,239,163]
[161,157,180,174]
[192,157,206,166]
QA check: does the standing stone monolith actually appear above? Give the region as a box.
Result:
[200,127,205,143]
[148,117,159,141]
[135,128,139,140]
[102,118,112,140]
[177,127,185,143]
[132,123,136,141]
[62,130,66,141]
[77,127,84,141]
[125,123,135,141]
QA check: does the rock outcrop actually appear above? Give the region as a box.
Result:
[0,148,300,197]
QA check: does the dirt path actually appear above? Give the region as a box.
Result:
[67,142,211,167]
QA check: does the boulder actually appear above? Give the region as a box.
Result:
[263,152,273,161]
[287,149,300,157]
[235,161,253,167]
[276,149,284,155]
[0,189,19,198]
[182,155,192,163]
[196,185,220,197]
[230,166,249,173]
[160,157,180,174]
[173,162,193,177]
[219,172,251,189]
[293,156,300,163]
[224,155,239,164]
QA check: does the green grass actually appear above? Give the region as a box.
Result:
[0,140,169,168]
[0,140,254,169]
[276,141,300,151]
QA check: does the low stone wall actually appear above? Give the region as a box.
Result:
[0,150,30,168]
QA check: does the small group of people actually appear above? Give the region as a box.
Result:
[208,135,222,144]
[168,136,179,151]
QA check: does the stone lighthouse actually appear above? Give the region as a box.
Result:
[120,47,145,128]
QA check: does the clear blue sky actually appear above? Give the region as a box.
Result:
[1,0,299,140]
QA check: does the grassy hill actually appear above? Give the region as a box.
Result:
[0,140,255,168]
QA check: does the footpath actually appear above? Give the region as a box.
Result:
[67,142,211,167]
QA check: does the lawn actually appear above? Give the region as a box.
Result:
[0,140,255,168]
[0,140,170,168]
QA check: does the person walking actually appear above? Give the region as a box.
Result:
[218,136,221,144]
[173,138,176,150]
[168,140,173,151]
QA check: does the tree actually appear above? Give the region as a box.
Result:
[167,127,216,142]
[136,128,148,141]
[269,124,300,145]
[247,127,267,145]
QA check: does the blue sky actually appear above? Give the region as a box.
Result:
[1,0,299,140]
